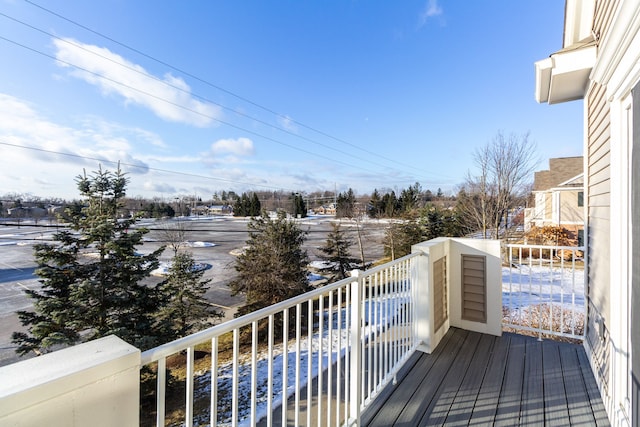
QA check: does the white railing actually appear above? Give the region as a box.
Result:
[502,244,586,340]
[140,253,420,427]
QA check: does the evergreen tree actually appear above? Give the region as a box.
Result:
[399,182,422,214]
[158,252,220,339]
[291,193,307,218]
[336,188,356,218]
[382,191,399,217]
[12,167,165,355]
[233,193,248,217]
[229,211,310,316]
[369,189,382,218]
[234,192,261,217]
[250,193,261,216]
[318,223,361,280]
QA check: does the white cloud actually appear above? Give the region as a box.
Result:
[53,37,221,127]
[143,181,177,194]
[80,118,168,149]
[210,137,255,156]
[278,115,298,132]
[419,0,443,27]
[0,93,153,197]
[145,154,201,163]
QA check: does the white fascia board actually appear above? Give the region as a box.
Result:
[563,0,596,47]
[548,44,596,104]
[535,44,596,104]
[556,173,585,188]
[535,57,553,103]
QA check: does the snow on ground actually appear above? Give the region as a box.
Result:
[309,260,331,270]
[151,261,211,276]
[186,241,217,248]
[184,294,408,426]
[165,265,583,426]
[502,264,585,310]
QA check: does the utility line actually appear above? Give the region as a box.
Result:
[21,0,450,179]
[0,33,406,180]
[0,140,297,192]
[0,12,402,173]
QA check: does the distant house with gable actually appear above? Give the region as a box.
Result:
[315,203,336,215]
[191,204,233,216]
[525,156,585,244]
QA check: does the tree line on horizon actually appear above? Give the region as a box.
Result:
[10,131,536,360]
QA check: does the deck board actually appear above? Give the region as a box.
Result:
[362,328,610,427]
[495,333,527,426]
[520,338,545,425]
[468,330,510,425]
[543,339,571,426]
[372,328,468,427]
[441,332,494,426]
[577,345,611,426]
[560,345,597,425]
[419,331,483,426]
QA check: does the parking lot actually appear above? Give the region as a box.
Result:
[0,216,387,366]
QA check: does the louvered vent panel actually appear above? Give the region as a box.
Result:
[461,255,486,323]
[433,256,447,331]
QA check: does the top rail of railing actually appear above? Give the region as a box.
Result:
[505,243,585,252]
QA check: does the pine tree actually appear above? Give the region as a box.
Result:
[249,193,261,216]
[291,193,307,218]
[382,191,399,217]
[369,189,382,218]
[158,252,220,339]
[318,223,362,280]
[234,192,261,217]
[229,211,310,316]
[336,188,355,218]
[12,167,165,355]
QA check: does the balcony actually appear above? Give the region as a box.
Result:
[0,238,607,426]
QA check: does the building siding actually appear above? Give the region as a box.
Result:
[631,74,640,427]
[586,78,611,400]
[593,0,619,44]
[559,191,583,223]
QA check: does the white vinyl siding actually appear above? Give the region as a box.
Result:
[586,79,612,399]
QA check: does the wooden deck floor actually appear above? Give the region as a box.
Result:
[362,328,610,427]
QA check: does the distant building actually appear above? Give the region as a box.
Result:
[208,205,233,215]
[315,203,336,215]
[192,205,234,216]
[48,206,65,216]
[7,206,47,218]
[524,156,584,244]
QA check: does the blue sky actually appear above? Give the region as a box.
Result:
[0,0,581,201]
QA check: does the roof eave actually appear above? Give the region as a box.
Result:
[535,43,596,104]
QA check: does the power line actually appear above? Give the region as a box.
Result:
[0,33,412,181]
[21,0,452,179]
[0,11,405,173]
[0,140,297,192]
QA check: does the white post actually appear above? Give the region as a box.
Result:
[411,244,432,352]
[349,270,363,426]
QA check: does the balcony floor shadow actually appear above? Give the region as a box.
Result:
[362,327,610,427]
